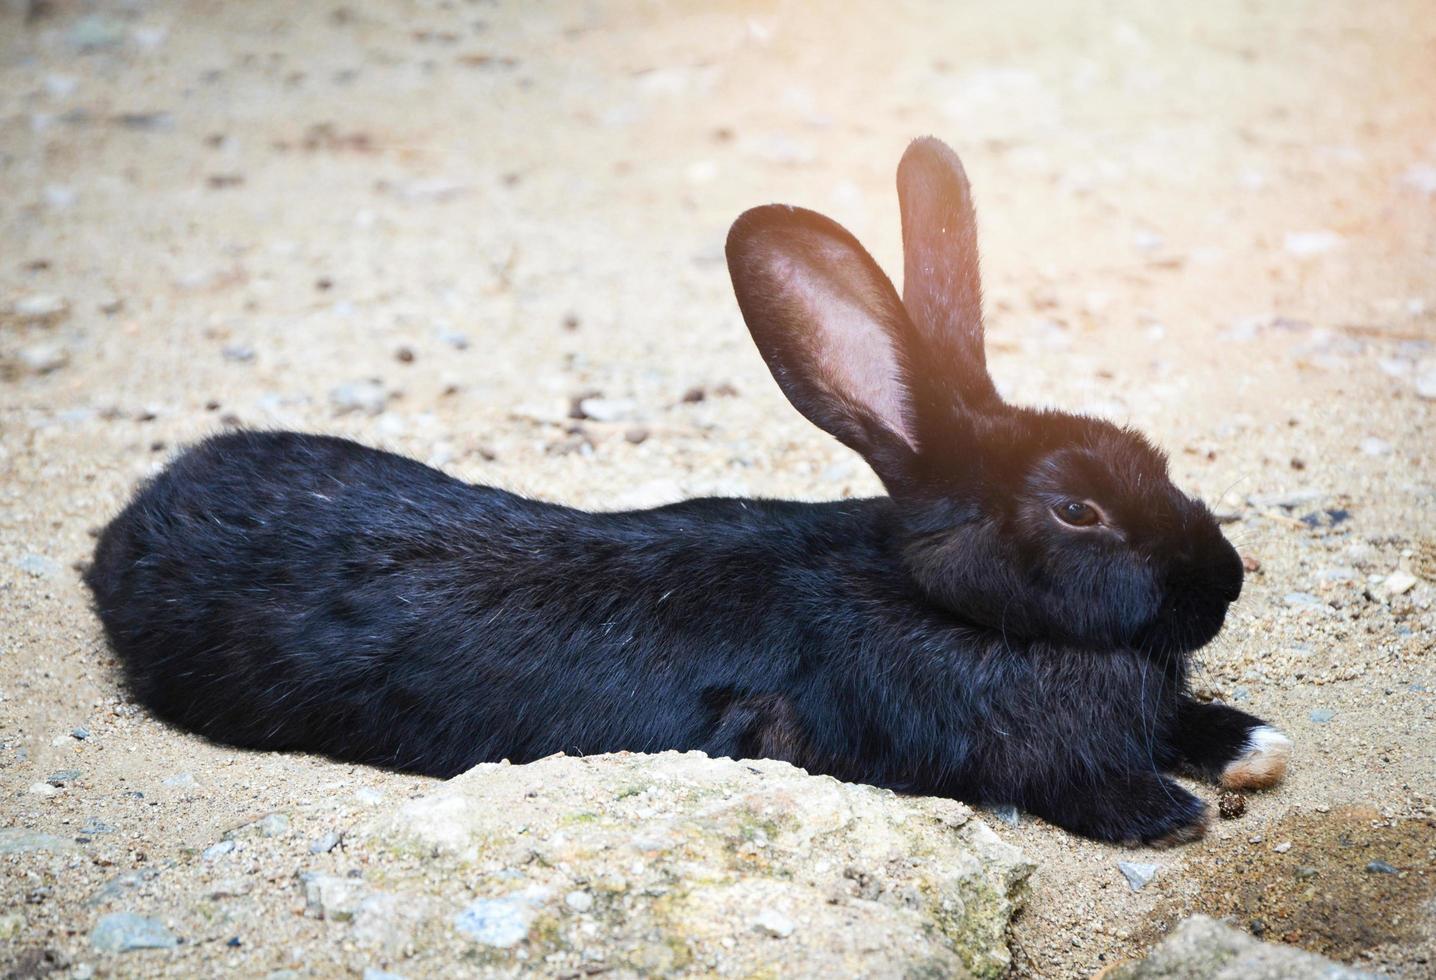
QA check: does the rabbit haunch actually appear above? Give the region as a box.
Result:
[86,137,1290,846]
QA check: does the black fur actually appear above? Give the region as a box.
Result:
[86,138,1285,845]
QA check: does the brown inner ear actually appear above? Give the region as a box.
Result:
[774,246,918,452]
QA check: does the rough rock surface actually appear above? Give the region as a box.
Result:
[1110,915,1380,980]
[358,751,1032,978]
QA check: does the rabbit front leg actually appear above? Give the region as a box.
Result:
[1029,768,1211,847]
[1172,697,1292,790]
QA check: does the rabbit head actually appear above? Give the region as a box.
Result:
[726,137,1243,659]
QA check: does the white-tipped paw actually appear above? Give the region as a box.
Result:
[1220,725,1292,790]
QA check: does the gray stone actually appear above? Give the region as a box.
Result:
[1283,230,1343,257]
[330,379,389,415]
[86,871,155,907]
[67,16,127,51]
[1383,570,1418,596]
[303,874,367,921]
[0,828,77,855]
[753,908,796,938]
[453,894,538,948]
[18,342,70,374]
[373,751,1031,978]
[80,820,117,836]
[1108,913,1378,978]
[575,396,639,422]
[89,912,178,953]
[202,840,236,861]
[46,770,81,786]
[309,831,342,854]
[991,805,1021,827]
[10,294,70,323]
[1118,861,1158,891]
[16,554,62,578]
[1415,363,1436,401]
[1365,860,1399,874]
[1309,708,1336,724]
[224,812,290,839]
[162,772,197,789]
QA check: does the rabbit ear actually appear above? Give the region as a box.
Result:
[726,204,920,487]
[897,137,1001,408]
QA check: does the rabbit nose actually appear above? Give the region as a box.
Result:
[1167,536,1242,604]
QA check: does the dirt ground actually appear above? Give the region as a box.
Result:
[2,1,1433,977]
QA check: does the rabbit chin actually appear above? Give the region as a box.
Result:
[1134,595,1235,659]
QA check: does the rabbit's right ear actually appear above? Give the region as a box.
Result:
[897,137,1000,409]
[726,205,919,489]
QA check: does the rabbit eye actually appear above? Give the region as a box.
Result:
[1055,500,1100,527]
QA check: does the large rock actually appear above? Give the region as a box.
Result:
[1109,915,1379,979]
[349,751,1031,978]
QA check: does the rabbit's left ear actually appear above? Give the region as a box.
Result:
[726,204,920,489]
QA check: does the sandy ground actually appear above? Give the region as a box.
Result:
[2,1,1434,977]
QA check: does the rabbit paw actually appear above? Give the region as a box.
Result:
[1219,725,1292,790]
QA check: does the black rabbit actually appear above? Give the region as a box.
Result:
[87,137,1289,845]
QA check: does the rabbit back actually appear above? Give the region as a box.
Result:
[88,431,889,775]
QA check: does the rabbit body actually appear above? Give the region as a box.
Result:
[89,430,1199,842]
[87,138,1290,844]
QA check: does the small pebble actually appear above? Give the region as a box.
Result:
[1309,708,1335,724]
[1283,230,1343,257]
[17,554,62,578]
[309,831,342,855]
[90,912,178,952]
[71,727,91,740]
[453,896,534,947]
[330,379,389,416]
[0,830,75,854]
[624,427,650,445]
[1415,364,1436,401]
[18,342,70,374]
[11,293,69,323]
[1383,571,1418,596]
[1218,791,1247,819]
[1295,866,1319,879]
[1273,841,1292,853]
[576,396,639,422]
[46,769,81,786]
[1117,861,1158,891]
[224,813,290,839]
[564,890,594,913]
[28,782,58,797]
[1358,437,1392,456]
[221,344,256,363]
[202,840,236,861]
[991,805,1021,827]
[1366,860,1399,875]
[395,346,415,363]
[162,772,197,789]
[753,908,795,938]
